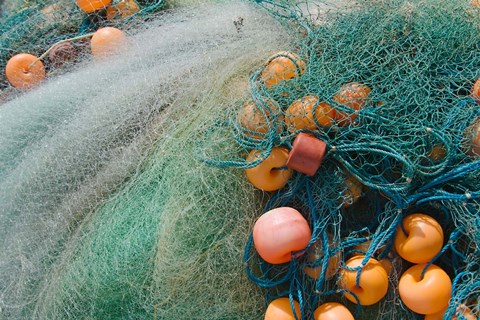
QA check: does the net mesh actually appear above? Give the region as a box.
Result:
[0,0,164,93]
[0,2,291,318]
[1,0,480,319]
[199,0,480,318]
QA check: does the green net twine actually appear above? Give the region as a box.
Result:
[199,0,480,318]
[0,2,293,318]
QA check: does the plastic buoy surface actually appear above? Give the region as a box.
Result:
[340,255,389,305]
[286,133,327,176]
[5,53,46,89]
[264,297,301,320]
[91,27,126,57]
[313,302,354,320]
[394,213,444,264]
[245,148,293,191]
[253,207,311,264]
[76,0,111,12]
[261,51,305,88]
[333,82,371,126]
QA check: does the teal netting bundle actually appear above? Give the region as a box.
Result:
[199,0,480,318]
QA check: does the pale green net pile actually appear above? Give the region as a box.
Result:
[0,2,291,318]
[1,0,480,319]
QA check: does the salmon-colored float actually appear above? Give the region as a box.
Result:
[253,207,311,264]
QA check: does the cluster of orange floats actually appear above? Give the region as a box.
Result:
[258,208,475,320]
[4,0,136,90]
[237,52,480,319]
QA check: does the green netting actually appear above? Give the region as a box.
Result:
[197,0,480,318]
[0,2,291,318]
[1,0,480,319]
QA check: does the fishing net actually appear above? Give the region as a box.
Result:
[0,0,164,94]
[1,0,480,319]
[0,2,292,318]
[198,0,480,318]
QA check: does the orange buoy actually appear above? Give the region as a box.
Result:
[314,302,354,320]
[265,297,301,320]
[304,237,342,280]
[333,82,371,126]
[424,304,477,320]
[464,117,480,157]
[394,213,444,264]
[471,78,480,102]
[285,95,336,132]
[76,0,111,12]
[245,148,293,191]
[342,175,363,208]
[428,144,447,162]
[5,53,46,89]
[253,207,311,264]
[350,241,393,276]
[106,0,140,20]
[340,255,389,305]
[261,51,306,88]
[90,27,127,57]
[399,264,452,315]
[237,99,283,137]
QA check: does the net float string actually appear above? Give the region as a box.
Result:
[28,33,95,69]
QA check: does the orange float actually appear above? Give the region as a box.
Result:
[285,95,336,132]
[464,117,480,157]
[339,255,389,305]
[350,241,393,276]
[106,0,140,20]
[471,78,480,102]
[261,51,306,88]
[253,207,311,264]
[265,297,301,320]
[90,27,127,57]
[5,53,46,89]
[245,148,293,191]
[399,264,452,315]
[237,99,283,137]
[313,302,354,320]
[333,82,371,126]
[424,304,476,320]
[304,237,342,280]
[394,213,444,264]
[76,0,111,12]
[428,144,447,162]
[342,175,363,208]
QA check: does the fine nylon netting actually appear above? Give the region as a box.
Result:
[0,2,292,318]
